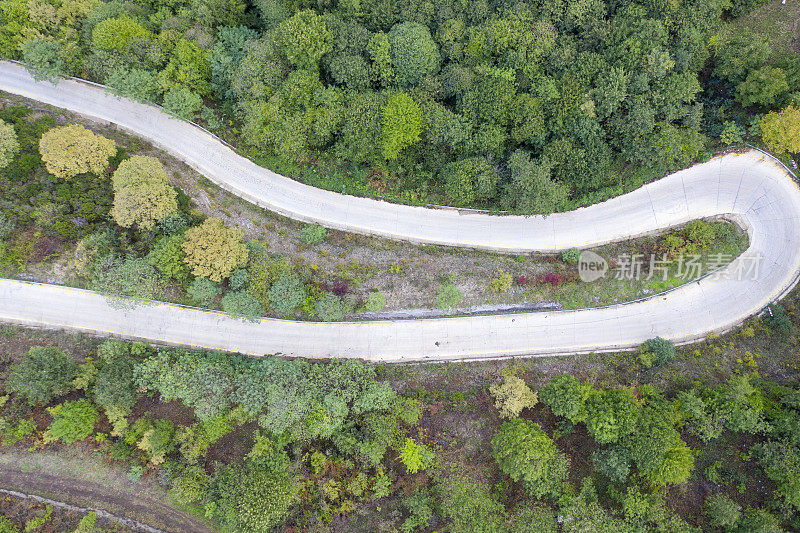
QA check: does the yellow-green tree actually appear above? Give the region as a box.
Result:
[38,124,116,179]
[381,92,422,160]
[110,155,178,230]
[490,375,538,419]
[760,105,800,154]
[0,119,19,169]
[182,218,248,282]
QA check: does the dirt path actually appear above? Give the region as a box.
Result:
[0,467,215,533]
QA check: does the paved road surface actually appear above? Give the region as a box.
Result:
[0,62,799,361]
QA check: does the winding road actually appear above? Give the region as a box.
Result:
[0,61,798,361]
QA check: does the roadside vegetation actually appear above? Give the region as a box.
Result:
[0,100,748,322]
[0,284,799,531]
[0,0,797,212]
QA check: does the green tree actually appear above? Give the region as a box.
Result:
[584,388,639,445]
[274,10,331,69]
[316,292,348,322]
[720,121,746,146]
[489,375,538,419]
[159,40,212,96]
[491,419,566,490]
[625,407,693,485]
[90,256,165,304]
[267,272,306,314]
[705,494,741,529]
[367,32,394,86]
[182,218,248,282]
[147,234,190,283]
[0,119,19,169]
[501,152,568,214]
[91,16,151,52]
[760,105,800,154]
[754,439,800,514]
[106,68,159,102]
[592,447,630,483]
[399,437,435,473]
[110,155,178,230]
[187,277,221,307]
[222,291,264,320]
[435,463,507,533]
[387,22,441,87]
[93,354,137,411]
[441,156,499,206]
[735,508,783,533]
[214,457,299,532]
[162,87,203,120]
[6,346,77,405]
[170,465,210,505]
[21,38,67,81]
[736,66,789,107]
[714,31,771,81]
[44,399,99,443]
[38,124,116,179]
[539,375,591,423]
[329,54,370,91]
[382,92,422,160]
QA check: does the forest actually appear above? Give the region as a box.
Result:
[2,0,799,210]
[1,305,800,531]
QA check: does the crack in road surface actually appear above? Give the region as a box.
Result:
[1,62,799,361]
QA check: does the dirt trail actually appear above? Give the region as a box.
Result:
[0,467,214,533]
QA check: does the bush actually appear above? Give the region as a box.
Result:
[436,282,463,310]
[44,399,99,443]
[562,248,581,265]
[489,375,538,419]
[364,291,386,312]
[187,277,221,307]
[300,223,327,244]
[316,292,348,321]
[488,271,513,294]
[641,337,676,367]
[6,346,77,405]
[763,303,791,334]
